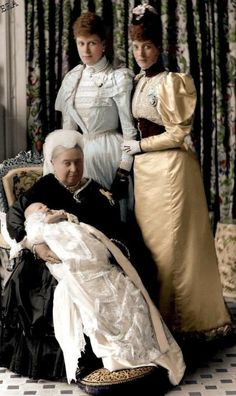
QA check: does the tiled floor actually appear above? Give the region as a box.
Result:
[0,299,235,396]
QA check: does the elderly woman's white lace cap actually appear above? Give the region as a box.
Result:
[43,129,83,175]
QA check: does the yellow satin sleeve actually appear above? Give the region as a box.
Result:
[140,72,197,152]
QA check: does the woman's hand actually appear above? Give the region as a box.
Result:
[110,168,129,200]
[121,140,141,155]
[34,243,61,264]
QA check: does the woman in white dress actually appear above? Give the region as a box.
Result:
[55,12,137,220]
[18,201,185,387]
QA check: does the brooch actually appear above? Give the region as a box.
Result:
[148,90,157,107]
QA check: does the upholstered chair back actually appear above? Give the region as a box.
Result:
[0,151,43,213]
[2,167,43,207]
[0,151,43,286]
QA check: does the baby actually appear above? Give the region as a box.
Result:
[24,202,79,227]
[12,202,184,385]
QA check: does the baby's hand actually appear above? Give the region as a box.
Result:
[45,210,68,223]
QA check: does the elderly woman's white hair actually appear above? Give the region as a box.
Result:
[43,129,84,175]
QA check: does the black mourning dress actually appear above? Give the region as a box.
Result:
[0,174,156,380]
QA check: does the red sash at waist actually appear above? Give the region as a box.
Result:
[137,118,165,138]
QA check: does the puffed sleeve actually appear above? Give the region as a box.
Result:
[112,68,137,140]
[55,65,83,129]
[112,68,138,169]
[141,72,197,152]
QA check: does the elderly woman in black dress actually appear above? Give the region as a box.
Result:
[1,130,185,394]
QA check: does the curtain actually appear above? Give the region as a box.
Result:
[26,0,74,152]
[25,0,236,223]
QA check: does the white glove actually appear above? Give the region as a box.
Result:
[121,140,141,156]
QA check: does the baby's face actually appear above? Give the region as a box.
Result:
[27,202,49,216]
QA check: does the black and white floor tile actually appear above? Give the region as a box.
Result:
[0,299,235,396]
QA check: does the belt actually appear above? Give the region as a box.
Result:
[83,129,119,141]
[137,118,165,138]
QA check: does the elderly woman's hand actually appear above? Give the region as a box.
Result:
[34,243,61,264]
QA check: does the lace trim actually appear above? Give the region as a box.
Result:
[174,323,235,343]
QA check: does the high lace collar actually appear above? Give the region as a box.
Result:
[143,58,165,77]
[85,56,109,75]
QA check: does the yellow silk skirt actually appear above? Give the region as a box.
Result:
[134,147,231,333]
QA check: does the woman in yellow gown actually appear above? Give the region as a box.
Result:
[122,4,232,341]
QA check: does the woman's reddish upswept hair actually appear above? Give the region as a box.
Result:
[73,11,106,40]
[129,4,162,48]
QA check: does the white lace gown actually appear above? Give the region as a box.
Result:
[25,212,185,385]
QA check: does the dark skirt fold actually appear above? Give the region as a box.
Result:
[0,250,66,380]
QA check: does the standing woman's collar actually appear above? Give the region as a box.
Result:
[85,56,109,75]
[143,57,165,77]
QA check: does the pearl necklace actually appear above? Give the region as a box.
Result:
[64,183,81,193]
[55,175,82,193]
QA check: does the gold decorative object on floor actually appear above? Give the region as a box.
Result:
[77,366,163,395]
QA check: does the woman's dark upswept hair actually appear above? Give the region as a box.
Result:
[73,11,106,40]
[129,6,162,48]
